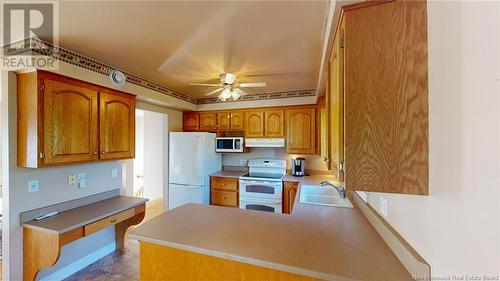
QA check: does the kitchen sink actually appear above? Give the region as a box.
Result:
[299,185,354,208]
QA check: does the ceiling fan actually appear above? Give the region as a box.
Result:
[190,73,267,102]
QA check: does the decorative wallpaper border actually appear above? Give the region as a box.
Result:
[195,89,317,104]
[2,37,317,105]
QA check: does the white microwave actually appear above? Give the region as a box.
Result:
[215,137,244,153]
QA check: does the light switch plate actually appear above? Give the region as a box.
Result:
[379,197,388,217]
[28,180,39,192]
[68,174,77,185]
[111,168,118,178]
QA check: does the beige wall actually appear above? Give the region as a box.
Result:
[1,62,184,280]
[222,148,329,172]
[2,72,123,281]
[364,1,500,277]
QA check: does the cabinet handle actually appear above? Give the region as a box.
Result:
[110,218,116,223]
[101,151,105,154]
[93,152,98,155]
[222,196,226,199]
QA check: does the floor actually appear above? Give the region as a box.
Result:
[64,198,164,281]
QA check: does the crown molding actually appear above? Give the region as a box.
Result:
[2,38,317,105]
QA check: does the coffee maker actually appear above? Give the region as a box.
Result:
[291,158,306,177]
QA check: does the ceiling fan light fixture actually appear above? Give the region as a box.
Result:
[220,73,237,85]
[220,88,232,100]
[231,90,240,101]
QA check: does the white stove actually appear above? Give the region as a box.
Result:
[239,159,286,213]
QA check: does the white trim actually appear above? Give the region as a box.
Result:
[39,242,116,281]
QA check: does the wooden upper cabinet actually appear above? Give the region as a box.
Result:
[245,110,264,137]
[99,90,135,160]
[264,109,284,137]
[230,111,244,130]
[217,112,231,130]
[17,70,136,168]
[286,107,316,154]
[43,78,99,165]
[329,21,345,180]
[343,1,428,195]
[199,112,217,131]
[183,112,199,131]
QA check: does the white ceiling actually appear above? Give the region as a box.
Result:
[54,1,328,99]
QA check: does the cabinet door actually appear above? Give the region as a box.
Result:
[245,110,264,137]
[230,111,244,130]
[283,181,298,214]
[199,112,217,131]
[99,91,135,160]
[43,78,99,165]
[264,109,284,137]
[329,24,345,180]
[344,1,428,195]
[286,108,316,154]
[183,112,199,131]
[217,112,231,130]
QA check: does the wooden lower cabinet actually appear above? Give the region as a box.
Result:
[139,242,320,281]
[211,190,238,207]
[283,181,299,214]
[210,176,239,207]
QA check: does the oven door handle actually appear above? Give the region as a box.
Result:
[240,180,281,185]
[240,197,282,204]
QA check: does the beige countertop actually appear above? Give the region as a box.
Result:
[24,196,148,234]
[130,175,410,280]
[210,170,247,178]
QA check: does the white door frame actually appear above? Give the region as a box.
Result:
[123,105,169,210]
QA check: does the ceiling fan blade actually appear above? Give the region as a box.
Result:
[204,88,224,96]
[234,88,248,96]
[239,82,267,88]
[190,83,222,87]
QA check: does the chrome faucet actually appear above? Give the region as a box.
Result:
[320,180,346,199]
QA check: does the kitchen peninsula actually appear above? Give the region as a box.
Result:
[130,176,412,281]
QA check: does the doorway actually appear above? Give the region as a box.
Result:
[133,109,168,221]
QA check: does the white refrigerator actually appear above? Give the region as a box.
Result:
[168,132,221,210]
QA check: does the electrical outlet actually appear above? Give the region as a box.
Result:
[379,197,388,217]
[77,173,86,188]
[78,178,86,188]
[68,174,77,185]
[111,168,118,178]
[356,191,368,203]
[28,180,39,192]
